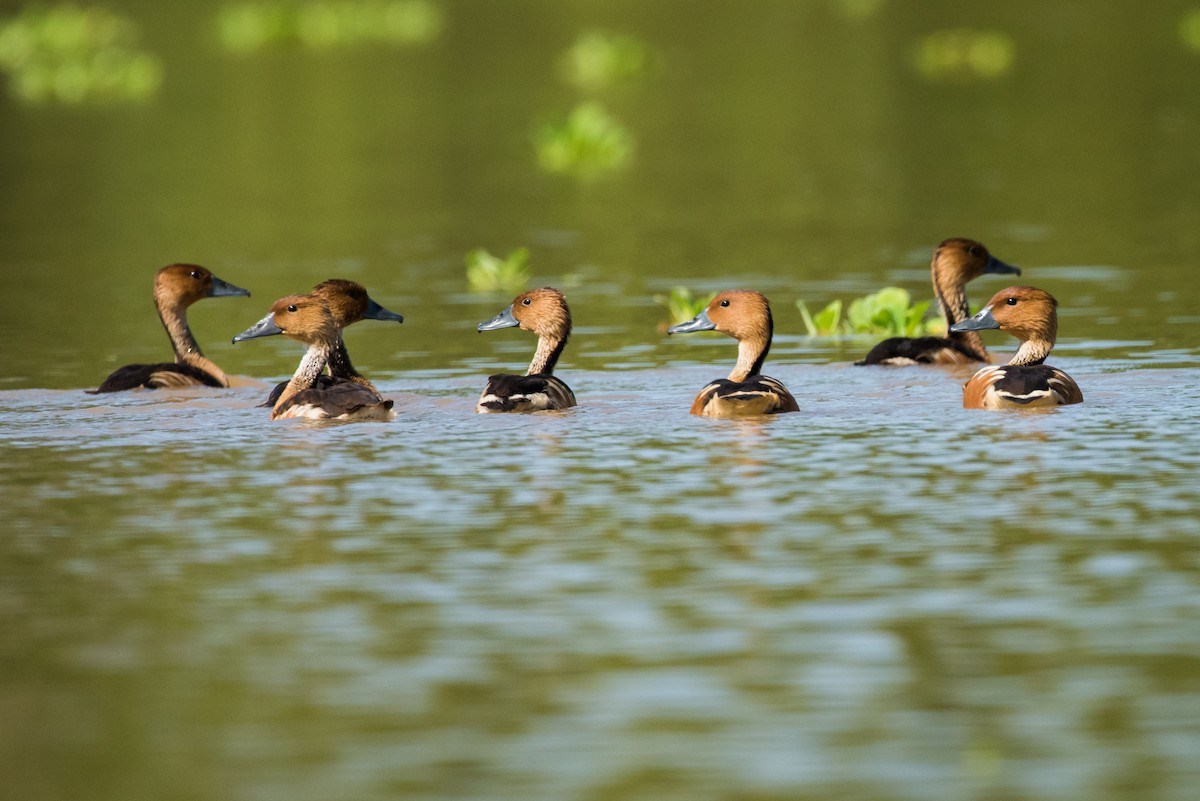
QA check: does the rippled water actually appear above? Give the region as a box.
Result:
[3,355,1199,801]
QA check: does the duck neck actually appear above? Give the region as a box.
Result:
[527,333,567,376]
[273,342,331,417]
[157,299,230,386]
[729,310,771,382]
[1009,338,1052,367]
[327,336,374,388]
[729,337,769,382]
[933,267,987,360]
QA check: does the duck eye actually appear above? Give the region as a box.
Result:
[1006,297,1018,306]
[189,270,201,279]
[719,299,730,307]
[287,304,298,312]
[967,245,980,256]
[522,297,532,306]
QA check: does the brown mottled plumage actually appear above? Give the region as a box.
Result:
[857,238,1020,366]
[668,290,798,418]
[949,286,1083,409]
[89,264,250,393]
[234,295,395,422]
[476,287,577,413]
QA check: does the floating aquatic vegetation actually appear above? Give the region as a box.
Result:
[466,247,531,294]
[534,101,633,179]
[797,287,938,337]
[0,4,163,104]
[911,29,1014,82]
[217,0,443,53]
[560,30,652,90]
[654,287,715,327]
[1181,9,1200,52]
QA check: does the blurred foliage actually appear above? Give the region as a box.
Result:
[1181,9,1200,52]
[466,247,530,294]
[0,4,162,104]
[560,30,652,91]
[911,29,1014,81]
[797,287,937,337]
[217,0,443,53]
[828,0,886,21]
[535,101,633,179]
[654,287,715,327]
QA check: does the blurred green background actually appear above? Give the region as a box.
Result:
[2,0,1200,389]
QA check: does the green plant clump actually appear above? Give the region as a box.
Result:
[0,4,163,104]
[466,247,531,294]
[911,29,1014,82]
[797,287,939,338]
[1181,9,1200,52]
[535,101,634,179]
[560,30,651,90]
[217,0,443,53]
[653,287,714,326]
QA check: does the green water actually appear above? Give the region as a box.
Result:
[2,2,1199,800]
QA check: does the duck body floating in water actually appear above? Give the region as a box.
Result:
[949,285,1083,409]
[90,264,250,393]
[857,238,1020,366]
[234,295,395,421]
[260,279,403,408]
[668,290,799,418]
[476,287,577,413]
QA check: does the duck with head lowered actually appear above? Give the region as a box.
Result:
[668,289,798,418]
[234,295,396,421]
[90,264,250,393]
[949,285,1083,409]
[475,287,577,413]
[857,238,1020,365]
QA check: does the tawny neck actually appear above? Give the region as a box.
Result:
[1010,338,1052,366]
[933,267,988,360]
[528,335,567,376]
[157,301,230,387]
[273,342,331,417]
[728,335,769,382]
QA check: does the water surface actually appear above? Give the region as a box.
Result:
[2,2,1199,800]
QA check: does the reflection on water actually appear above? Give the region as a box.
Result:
[2,361,1199,801]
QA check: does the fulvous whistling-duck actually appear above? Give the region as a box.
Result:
[476,287,577,413]
[667,290,799,418]
[233,295,396,421]
[949,285,1083,409]
[89,264,250,393]
[857,238,1021,365]
[260,279,403,408]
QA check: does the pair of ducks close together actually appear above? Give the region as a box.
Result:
[90,238,1082,420]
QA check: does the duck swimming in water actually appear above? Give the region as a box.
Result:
[90,264,250,393]
[668,290,799,418]
[260,279,403,407]
[234,295,395,421]
[857,238,1020,365]
[476,287,577,413]
[949,285,1083,409]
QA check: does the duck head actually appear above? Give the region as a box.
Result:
[478,287,572,340]
[155,263,250,306]
[233,295,338,345]
[312,279,403,326]
[950,285,1059,342]
[668,290,773,342]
